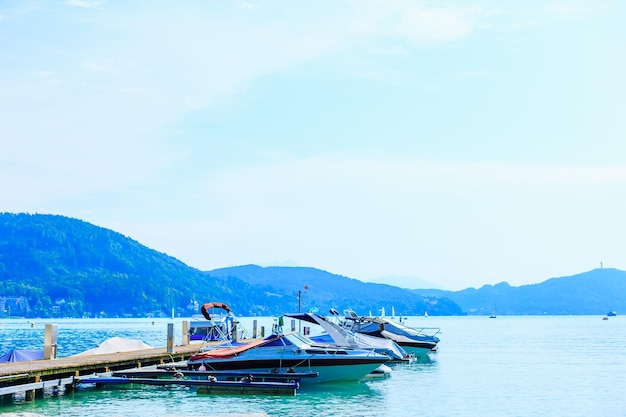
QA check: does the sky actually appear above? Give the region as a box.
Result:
[2,1,626,291]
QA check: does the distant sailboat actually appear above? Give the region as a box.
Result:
[424,311,428,318]
[489,304,497,318]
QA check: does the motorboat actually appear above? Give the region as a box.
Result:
[607,310,617,317]
[186,331,390,384]
[339,309,441,358]
[284,312,412,362]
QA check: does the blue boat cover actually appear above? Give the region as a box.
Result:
[0,349,44,363]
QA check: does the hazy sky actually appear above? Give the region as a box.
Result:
[2,1,625,291]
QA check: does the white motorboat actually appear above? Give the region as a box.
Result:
[186,331,390,384]
[284,312,412,362]
[340,309,441,358]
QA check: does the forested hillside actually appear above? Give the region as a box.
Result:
[0,213,462,318]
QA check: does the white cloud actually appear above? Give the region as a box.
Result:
[546,2,595,18]
[237,1,258,12]
[80,59,121,74]
[394,5,474,43]
[65,0,106,9]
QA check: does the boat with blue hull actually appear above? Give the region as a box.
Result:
[186,331,389,384]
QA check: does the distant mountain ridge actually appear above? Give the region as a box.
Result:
[417,268,626,315]
[0,213,461,318]
[0,212,623,317]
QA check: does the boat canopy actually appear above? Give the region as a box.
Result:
[201,302,232,320]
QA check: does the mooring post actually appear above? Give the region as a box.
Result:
[231,320,239,342]
[291,319,296,332]
[44,324,58,360]
[167,323,174,353]
[252,320,258,338]
[181,321,190,346]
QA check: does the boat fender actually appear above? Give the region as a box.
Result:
[174,371,184,379]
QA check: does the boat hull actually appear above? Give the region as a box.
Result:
[188,357,386,384]
[190,359,385,384]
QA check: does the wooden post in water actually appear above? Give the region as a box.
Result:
[182,321,190,346]
[231,320,238,342]
[167,323,174,353]
[44,324,58,360]
[291,319,296,332]
[252,320,258,338]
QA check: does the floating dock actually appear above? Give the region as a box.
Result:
[0,343,204,403]
[116,368,318,383]
[78,375,299,396]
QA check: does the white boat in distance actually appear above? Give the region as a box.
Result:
[186,331,390,384]
[339,309,441,358]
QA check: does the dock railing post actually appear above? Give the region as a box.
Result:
[44,324,58,359]
[167,323,174,353]
[182,321,190,346]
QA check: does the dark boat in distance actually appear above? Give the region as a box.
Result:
[607,310,617,317]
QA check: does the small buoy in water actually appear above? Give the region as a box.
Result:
[30,322,34,328]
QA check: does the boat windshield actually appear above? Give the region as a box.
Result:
[282,331,316,348]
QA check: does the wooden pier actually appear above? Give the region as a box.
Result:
[0,343,204,403]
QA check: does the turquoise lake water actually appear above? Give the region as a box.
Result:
[1,315,625,416]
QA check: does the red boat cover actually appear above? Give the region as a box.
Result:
[190,336,280,361]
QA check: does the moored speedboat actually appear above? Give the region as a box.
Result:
[186,331,389,384]
[284,312,412,362]
[340,309,441,358]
